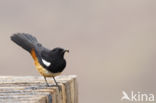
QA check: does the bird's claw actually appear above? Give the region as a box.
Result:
[45,83,50,87]
[57,85,61,92]
[50,84,61,92]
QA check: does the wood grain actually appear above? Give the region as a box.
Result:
[0,75,78,103]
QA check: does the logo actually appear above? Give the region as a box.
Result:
[121,91,155,102]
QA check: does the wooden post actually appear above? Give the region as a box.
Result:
[0,75,78,103]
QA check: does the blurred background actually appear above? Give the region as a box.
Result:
[0,0,156,103]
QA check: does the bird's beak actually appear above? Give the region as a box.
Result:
[64,49,69,53]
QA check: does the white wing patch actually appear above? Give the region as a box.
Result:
[42,59,51,67]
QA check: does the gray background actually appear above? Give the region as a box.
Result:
[0,0,156,103]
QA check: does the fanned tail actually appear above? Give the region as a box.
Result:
[10,33,38,52]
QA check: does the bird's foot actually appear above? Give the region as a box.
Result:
[50,84,61,92]
[57,85,61,92]
[46,83,50,87]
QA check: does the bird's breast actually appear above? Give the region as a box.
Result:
[34,60,61,77]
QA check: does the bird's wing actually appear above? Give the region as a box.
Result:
[33,43,51,68]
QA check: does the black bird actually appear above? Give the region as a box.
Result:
[10,33,69,91]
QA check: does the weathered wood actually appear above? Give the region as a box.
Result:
[0,75,78,103]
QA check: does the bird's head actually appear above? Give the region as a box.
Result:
[49,47,69,58]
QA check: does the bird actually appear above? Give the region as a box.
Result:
[10,33,69,91]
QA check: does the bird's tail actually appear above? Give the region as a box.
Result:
[11,33,38,53]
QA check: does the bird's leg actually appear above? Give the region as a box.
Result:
[43,76,49,87]
[52,76,61,91]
